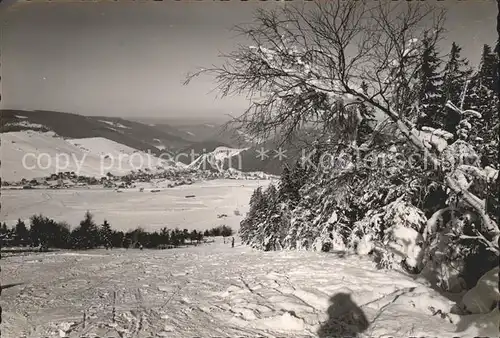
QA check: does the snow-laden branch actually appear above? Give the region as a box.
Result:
[184,0,498,254]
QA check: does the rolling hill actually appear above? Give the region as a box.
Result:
[1,109,192,155]
[1,130,184,182]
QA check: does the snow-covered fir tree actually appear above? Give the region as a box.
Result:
[440,42,473,134]
[461,44,500,229]
[415,33,444,129]
[463,44,499,168]
[99,220,113,247]
[71,211,100,249]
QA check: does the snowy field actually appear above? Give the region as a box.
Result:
[2,238,496,338]
[0,180,271,232]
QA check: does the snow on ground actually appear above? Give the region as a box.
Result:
[68,137,144,156]
[98,120,131,129]
[2,238,496,338]
[67,137,176,169]
[1,131,179,182]
[211,147,249,162]
[4,120,47,130]
[0,179,270,232]
[188,147,249,172]
[152,139,167,151]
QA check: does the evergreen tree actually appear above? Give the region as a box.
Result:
[220,225,233,238]
[240,186,267,242]
[71,211,99,249]
[190,230,198,243]
[477,44,498,92]
[0,222,8,236]
[461,44,500,224]
[182,229,189,244]
[170,228,181,246]
[111,230,124,248]
[415,33,444,129]
[149,231,163,248]
[130,227,148,248]
[29,215,49,248]
[464,44,499,167]
[279,160,309,207]
[122,232,133,248]
[196,231,204,243]
[440,42,473,134]
[278,166,296,202]
[261,184,287,251]
[163,227,171,244]
[441,42,473,105]
[99,220,113,248]
[28,215,70,250]
[53,221,71,249]
[14,219,29,246]
[249,186,265,211]
[160,227,170,244]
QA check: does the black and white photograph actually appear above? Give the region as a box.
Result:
[0,0,498,336]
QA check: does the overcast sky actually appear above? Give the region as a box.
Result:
[0,0,496,118]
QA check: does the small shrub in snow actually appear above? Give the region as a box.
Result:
[347,197,427,271]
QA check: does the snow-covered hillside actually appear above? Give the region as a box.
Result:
[3,120,47,131]
[1,109,193,156]
[98,120,131,130]
[188,146,249,172]
[2,239,497,337]
[67,137,180,169]
[1,131,183,182]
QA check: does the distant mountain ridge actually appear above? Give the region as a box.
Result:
[132,117,250,148]
[1,110,193,155]
[0,109,307,175]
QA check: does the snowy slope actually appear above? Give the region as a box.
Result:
[3,120,47,131]
[2,239,497,337]
[1,131,182,182]
[187,146,250,172]
[67,137,180,169]
[98,120,131,130]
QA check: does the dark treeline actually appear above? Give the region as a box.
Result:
[0,212,234,251]
[203,225,233,238]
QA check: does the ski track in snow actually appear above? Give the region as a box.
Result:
[2,238,482,338]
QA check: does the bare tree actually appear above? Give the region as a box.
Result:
[185,0,499,253]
